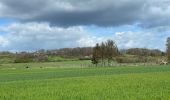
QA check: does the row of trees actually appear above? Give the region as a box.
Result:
[167,37,170,61]
[46,47,93,58]
[14,52,48,63]
[91,40,119,66]
[0,37,169,64]
[91,37,170,65]
[14,37,170,64]
[126,48,164,57]
[14,47,93,63]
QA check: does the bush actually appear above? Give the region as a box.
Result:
[14,53,34,63]
[116,56,158,63]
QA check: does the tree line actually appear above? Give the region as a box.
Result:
[167,37,170,62]
[91,37,170,65]
[126,48,164,57]
[0,37,169,64]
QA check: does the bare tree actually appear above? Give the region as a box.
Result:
[105,40,119,65]
[166,37,170,61]
[91,43,101,66]
[91,40,119,66]
[100,42,106,66]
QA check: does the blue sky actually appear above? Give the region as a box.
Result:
[0,19,15,25]
[84,24,142,36]
[0,0,169,51]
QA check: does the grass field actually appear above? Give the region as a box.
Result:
[0,60,91,69]
[0,64,170,100]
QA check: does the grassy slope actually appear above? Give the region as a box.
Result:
[0,60,91,69]
[0,65,170,100]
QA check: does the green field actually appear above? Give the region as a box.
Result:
[0,60,92,69]
[0,64,170,100]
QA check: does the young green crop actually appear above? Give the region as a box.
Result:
[0,65,170,100]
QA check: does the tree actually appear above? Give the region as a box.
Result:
[91,40,119,66]
[166,37,170,61]
[105,40,119,65]
[91,43,101,66]
[100,42,106,65]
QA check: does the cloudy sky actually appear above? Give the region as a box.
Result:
[0,0,170,51]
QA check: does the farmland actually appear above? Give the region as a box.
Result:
[0,64,170,100]
[0,0,170,99]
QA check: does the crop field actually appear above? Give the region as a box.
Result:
[0,64,170,100]
[0,60,92,69]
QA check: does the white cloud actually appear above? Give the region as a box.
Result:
[0,2,5,15]
[0,22,169,51]
[113,31,168,51]
[78,36,105,47]
[0,36,9,47]
[0,22,101,51]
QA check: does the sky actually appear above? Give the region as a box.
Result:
[0,0,170,51]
